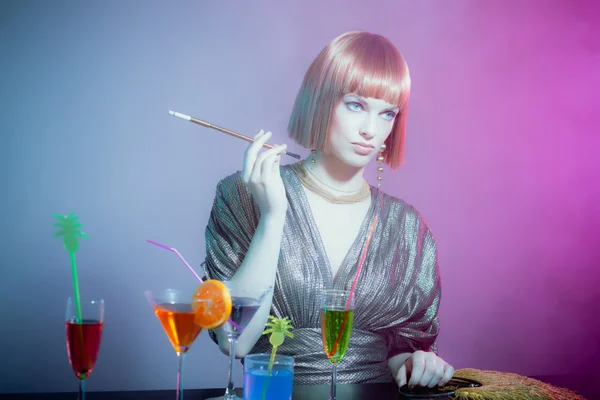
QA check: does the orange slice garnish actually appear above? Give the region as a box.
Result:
[191,280,232,329]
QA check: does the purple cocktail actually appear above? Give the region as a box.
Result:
[223,296,262,338]
[221,283,272,400]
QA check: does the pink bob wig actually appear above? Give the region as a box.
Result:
[287,31,411,169]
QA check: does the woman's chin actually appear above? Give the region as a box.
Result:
[340,153,374,168]
[321,151,374,169]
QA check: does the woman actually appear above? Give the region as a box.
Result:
[204,30,454,389]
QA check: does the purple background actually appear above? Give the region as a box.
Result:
[1,0,599,393]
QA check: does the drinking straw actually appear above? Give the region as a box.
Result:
[146,239,241,331]
[327,213,379,357]
[146,239,204,283]
[348,214,379,307]
[53,213,87,323]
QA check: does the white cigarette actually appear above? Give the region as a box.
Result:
[169,110,191,121]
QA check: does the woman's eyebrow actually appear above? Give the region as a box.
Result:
[344,94,400,111]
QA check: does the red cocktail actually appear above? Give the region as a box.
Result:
[65,298,104,400]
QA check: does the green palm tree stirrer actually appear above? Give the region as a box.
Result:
[260,316,294,399]
[262,316,294,372]
[54,212,87,323]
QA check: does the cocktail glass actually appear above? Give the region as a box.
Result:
[221,281,272,400]
[320,289,354,400]
[145,289,203,400]
[243,353,294,400]
[65,297,104,400]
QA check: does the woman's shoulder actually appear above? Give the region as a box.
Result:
[212,170,253,205]
[377,188,415,214]
[213,169,246,192]
[376,188,432,231]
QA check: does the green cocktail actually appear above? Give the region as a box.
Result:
[320,308,353,364]
[320,290,355,400]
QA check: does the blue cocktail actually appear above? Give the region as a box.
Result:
[243,354,294,400]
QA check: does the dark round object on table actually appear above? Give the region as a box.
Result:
[399,377,482,398]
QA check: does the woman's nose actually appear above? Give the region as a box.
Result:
[360,115,377,139]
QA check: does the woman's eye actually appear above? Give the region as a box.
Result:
[383,111,396,121]
[347,102,362,111]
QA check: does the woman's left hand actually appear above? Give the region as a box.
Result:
[394,350,454,389]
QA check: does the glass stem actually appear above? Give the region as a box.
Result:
[176,352,186,400]
[78,379,85,400]
[330,363,337,400]
[224,336,237,398]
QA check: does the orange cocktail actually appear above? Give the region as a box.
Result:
[146,283,232,400]
[146,289,203,400]
[154,303,202,353]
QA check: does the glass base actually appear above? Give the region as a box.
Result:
[203,395,240,400]
[204,397,238,400]
[205,397,241,400]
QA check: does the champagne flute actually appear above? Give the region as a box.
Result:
[320,290,354,400]
[65,297,105,400]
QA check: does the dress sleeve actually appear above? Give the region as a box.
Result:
[385,211,441,358]
[203,172,260,281]
[203,173,260,345]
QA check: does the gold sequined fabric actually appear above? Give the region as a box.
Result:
[204,163,441,385]
[452,369,587,400]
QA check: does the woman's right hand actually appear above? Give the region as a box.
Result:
[241,130,288,218]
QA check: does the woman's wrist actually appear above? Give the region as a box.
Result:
[261,210,287,229]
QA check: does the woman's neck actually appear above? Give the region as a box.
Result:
[303,152,365,193]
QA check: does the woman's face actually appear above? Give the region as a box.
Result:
[326,93,399,168]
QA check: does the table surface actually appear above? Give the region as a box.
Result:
[2,375,595,400]
[1,383,400,400]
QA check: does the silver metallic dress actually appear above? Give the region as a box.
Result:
[204,163,441,385]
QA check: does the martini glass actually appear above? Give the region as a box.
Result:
[65,297,104,400]
[320,290,354,400]
[145,289,203,400]
[221,281,272,400]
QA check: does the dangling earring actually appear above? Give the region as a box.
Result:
[310,149,316,170]
[376,144,386,188]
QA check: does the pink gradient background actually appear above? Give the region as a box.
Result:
[1,0,598,393]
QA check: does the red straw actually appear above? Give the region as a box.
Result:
[347,214,378,309]
[327,213,379,357]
